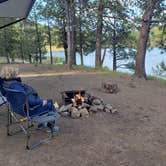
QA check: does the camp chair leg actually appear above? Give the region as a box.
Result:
[26,119,30,150]
[7,107,12,136]
[25,125,54,150]
[26,133,53,150]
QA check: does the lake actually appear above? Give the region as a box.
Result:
[46,48,166,77]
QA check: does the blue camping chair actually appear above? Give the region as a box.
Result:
[1,79,58,150]
[0,77,9,106]
[0,77,22,106]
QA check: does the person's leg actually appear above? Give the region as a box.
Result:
[47,121,60,133]
[29,101,56,117]
[32,100,60,131]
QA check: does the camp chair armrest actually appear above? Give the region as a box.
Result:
[3,87,27,95]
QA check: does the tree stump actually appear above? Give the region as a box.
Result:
[102,82,119,93]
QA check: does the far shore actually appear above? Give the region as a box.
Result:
[46,46,64,52]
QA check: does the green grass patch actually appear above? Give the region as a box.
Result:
[148,75,166,84]
[72,65,111,73]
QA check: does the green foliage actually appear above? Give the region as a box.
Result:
[0,0,165,72]
[148,75,166,84]
[53,57,65,64]
[152,61,166,76]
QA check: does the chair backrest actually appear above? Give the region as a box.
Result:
[0,77,5,96]
[0,92,7,106]
[0,77,22,96]
[4,87,27,117]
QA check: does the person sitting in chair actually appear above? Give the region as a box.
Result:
[1,65,60,132]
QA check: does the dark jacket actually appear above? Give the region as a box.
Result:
[8,81,43,107]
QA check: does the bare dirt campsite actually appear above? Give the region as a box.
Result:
[0,64,166,166]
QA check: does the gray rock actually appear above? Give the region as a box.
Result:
[58,105,66,113]
[105,108,111,113]
[59,104,73,113]
[97,104,104,111]
[111,109,118,114]
[71,107,80,118]
[80,108,89,118]
[104,104,113,111]
[65,104,73,111]
[92,99,102,105]
[61,111,70,117]
[89,106,98,113]
[82,103,90,108]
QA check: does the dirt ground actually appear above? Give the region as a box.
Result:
[0,64,166,166]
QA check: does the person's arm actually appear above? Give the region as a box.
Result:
[28,95,43,107]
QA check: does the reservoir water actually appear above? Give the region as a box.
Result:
[46,48,166,77]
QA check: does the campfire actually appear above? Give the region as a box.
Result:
[59,90,117,118]
[72,91,84,107]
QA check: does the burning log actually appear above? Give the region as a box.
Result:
[72,91,84,107]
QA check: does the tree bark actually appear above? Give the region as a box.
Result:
[135,0,157,78]
[29,54,32,63]
[101,48,106,66]
[113,25,117,71]
[71,1,76,65]
[34,11,42,64]
[64,0,74,70]
[20,23,24,63]
[79,1,83,66]
[95,1,104,67]
[62,25,68,64]
[47,24,53,64]
[4,29,10,64]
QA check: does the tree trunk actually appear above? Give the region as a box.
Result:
[6,53,10,64]
[35,11,42,64]
[79,1,83,66]
[20,23,24,63]
[101,48,106,66]
[4,29,10,63]
[20,42,24,63]
[71,1,76,65]
[29,54,32,63]
[62,25,68,64]
[135,0,157,78]
[112,17,118,71]
[47,24,53,64]
[72,30,76,65]
[95,1,104,67]
[64,0,75,70]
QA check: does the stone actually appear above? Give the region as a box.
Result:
[97,104,104,111]
[105,108,111,113]
[104,104,113,111]
[61,111,70,117]
[80,108,89,118]
[82,103,90,108]
[59,104,72,113]
[89,106,98,113]
[66,104,73,110]
[111,109,118,114]
[71,107,80,118]
[58,105,66,113]
[92,99,102,105]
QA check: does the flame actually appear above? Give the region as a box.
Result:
[73,91,84,106]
